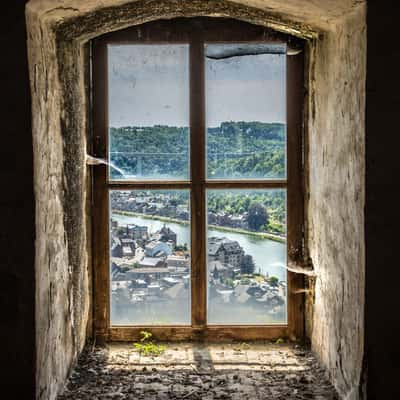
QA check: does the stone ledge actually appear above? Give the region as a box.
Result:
[59,341,338,400]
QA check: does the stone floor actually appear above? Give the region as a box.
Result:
[58,341,338,399]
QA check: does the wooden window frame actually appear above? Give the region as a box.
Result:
[92,18,304,342]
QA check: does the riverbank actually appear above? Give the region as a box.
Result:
[112,210,190,226]
[112,210,285,243]
[209,224,285,243]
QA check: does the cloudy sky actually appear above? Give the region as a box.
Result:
[108,44,286,128]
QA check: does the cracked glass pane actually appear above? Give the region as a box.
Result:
[206,189,287,325]
[108,45,190,181]
[110,190,191,325]
[205,44,286,180]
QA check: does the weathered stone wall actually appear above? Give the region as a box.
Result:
[26,1,366,399]
[26,10,91,399]
[305,7,366,400]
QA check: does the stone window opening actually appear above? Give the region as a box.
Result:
[26,1,366,399]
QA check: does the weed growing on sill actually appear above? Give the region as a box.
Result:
[133,331,166,357]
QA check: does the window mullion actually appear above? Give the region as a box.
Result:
[190,33,207,328]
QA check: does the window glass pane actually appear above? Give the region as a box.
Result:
[110,190,191,325]
[108,45,190,180]
[205,44,286,180]
[207,189,287,325]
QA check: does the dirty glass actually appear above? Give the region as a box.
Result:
[108,45,190,180]
[205,44,286,180]
[110,190,191,325]
[206,189,287,325]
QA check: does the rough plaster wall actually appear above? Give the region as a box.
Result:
[26,10,91,400]
[229,0,365,27]
[26,1,365,399]
[306,7,366,400]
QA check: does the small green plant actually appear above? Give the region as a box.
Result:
[133,331,166,357]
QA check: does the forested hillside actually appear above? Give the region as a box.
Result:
[109,121,285,180]
[207,122,285,179]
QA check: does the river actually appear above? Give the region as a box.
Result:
[112,212,287,282]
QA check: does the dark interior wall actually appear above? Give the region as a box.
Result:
[365,1,400,399]
[0,0,35,398]
[0,1,399,399]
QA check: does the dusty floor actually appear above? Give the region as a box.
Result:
[58,341,338,399]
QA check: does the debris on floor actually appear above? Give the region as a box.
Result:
[58,341,338,399]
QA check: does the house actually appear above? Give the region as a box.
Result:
[230,214,248,229]
[209,260,239,281]
[133,202,146,213]
[208,212,217,225]
[126,224,148,240]
[143,204,157,214]
[124,266,170,281]
[145,240,172,257]
[208,237,244,268]
[176,204,189,220]
[143,202,163,215]
[167,255,189,269]
[216,212,232,227]
[161,204,177,216]
[111,237,123,258]
[120,238,135,257]
[156,224,177,247]
[138,257,166,268]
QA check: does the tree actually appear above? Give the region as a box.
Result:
[248,202,268,231]
[243,196,251,211]
[169,198,178,206]
[269,276,279,287]
[241,255,255,275]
